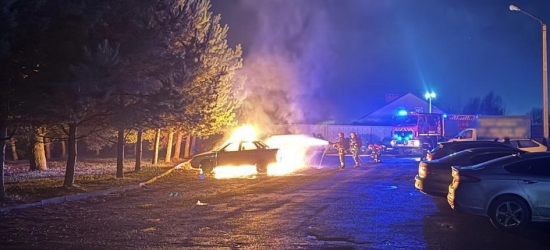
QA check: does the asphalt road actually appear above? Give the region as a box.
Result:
[1,156,549,250]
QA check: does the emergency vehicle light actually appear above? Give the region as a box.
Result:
[397,110,408,116]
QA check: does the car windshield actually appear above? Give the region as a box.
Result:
[392,115,418,126]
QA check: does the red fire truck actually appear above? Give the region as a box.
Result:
[390,112,476,155]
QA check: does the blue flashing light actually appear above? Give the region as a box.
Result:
[443,113,448,119]
[397,110,408,116]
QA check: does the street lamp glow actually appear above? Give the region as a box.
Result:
[425,92,436,113]
[424,92,436,100]
[509,4,548,142]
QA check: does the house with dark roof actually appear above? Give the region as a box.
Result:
[354,93,445,125]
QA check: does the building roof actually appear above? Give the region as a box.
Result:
[354,93,445,124]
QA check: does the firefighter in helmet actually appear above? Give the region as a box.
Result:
[350,132,362,168]
[331,132,348,169]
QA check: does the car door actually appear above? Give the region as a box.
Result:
[216,142,246,166]
[237,141,261,165]
[508,158,550,217]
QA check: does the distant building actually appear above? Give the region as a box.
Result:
[355,93,445,125]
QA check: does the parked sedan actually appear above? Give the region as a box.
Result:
[510,139,547,152]
[448,152,550,231]
[425,141,516,161]
[415,147,524,197]
[380,136,398,154]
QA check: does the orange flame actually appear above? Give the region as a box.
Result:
[265,135,328,176]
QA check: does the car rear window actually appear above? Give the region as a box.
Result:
[515,140,539,148]
[431,142,513,160]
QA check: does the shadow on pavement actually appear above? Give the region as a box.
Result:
[422,195,550,250]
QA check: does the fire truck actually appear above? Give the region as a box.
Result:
[390,112,476,155]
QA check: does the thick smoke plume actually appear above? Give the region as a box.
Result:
[237,0,334,134]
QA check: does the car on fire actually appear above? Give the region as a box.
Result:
[186,140,278,174]
[448,152,550,231]
[415,147,525,197]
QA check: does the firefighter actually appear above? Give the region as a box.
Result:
[331,132,348,169]
[350,132,362,168]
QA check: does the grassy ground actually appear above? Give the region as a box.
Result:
[2,157,183,206]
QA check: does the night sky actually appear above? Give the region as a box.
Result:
[211,0,550,123]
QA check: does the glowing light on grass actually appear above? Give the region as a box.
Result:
[213,165,258,179]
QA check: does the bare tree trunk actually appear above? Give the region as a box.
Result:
[191,136,197,156]
[152,128,160,165]
[173,131,183,160]
[135,129,142,171]
[184,135,191,158]
[63,123,77,187]
[44,137,51,160]
[95,149,100,156]
[61,140,67,158]
[0,101,8,200]
[9,137,18,161]
[116,127,124,178]
[165,129,174,163]
[29,127,47,171]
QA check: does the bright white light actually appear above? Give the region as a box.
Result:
[425,92,436,100]
[509,5,520,11]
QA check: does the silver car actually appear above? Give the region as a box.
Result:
[448,152,550,231]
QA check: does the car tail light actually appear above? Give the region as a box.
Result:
[418,162,428,178]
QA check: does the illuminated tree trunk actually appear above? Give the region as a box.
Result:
[173,131,183,160]
[116,127,124,178]
[184,135,191,158]
[0,101,7,200]
[29,127,47,171]
[191,136,197,156]
[63,123,77,187]
[165,129,174,163]
[135,129,142,171]
[44,137,51,159]
[9,137,18,161]
[61,140,67,158]
[152,129,160,165]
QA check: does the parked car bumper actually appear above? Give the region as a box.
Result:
[415,175,447,197]
[448,185,487,217]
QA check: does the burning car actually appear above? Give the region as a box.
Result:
[187,140,278,174]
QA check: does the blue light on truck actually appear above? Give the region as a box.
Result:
[397,110,408,116]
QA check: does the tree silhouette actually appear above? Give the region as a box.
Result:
[462,91,506,115]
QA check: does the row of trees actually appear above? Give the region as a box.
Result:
[0,0,244,199]
[442,91,550,125]
[461,91,506,115]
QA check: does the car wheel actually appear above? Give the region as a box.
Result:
[489,195,531,232]
[256,160,268,174]
[200,160,214,174]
